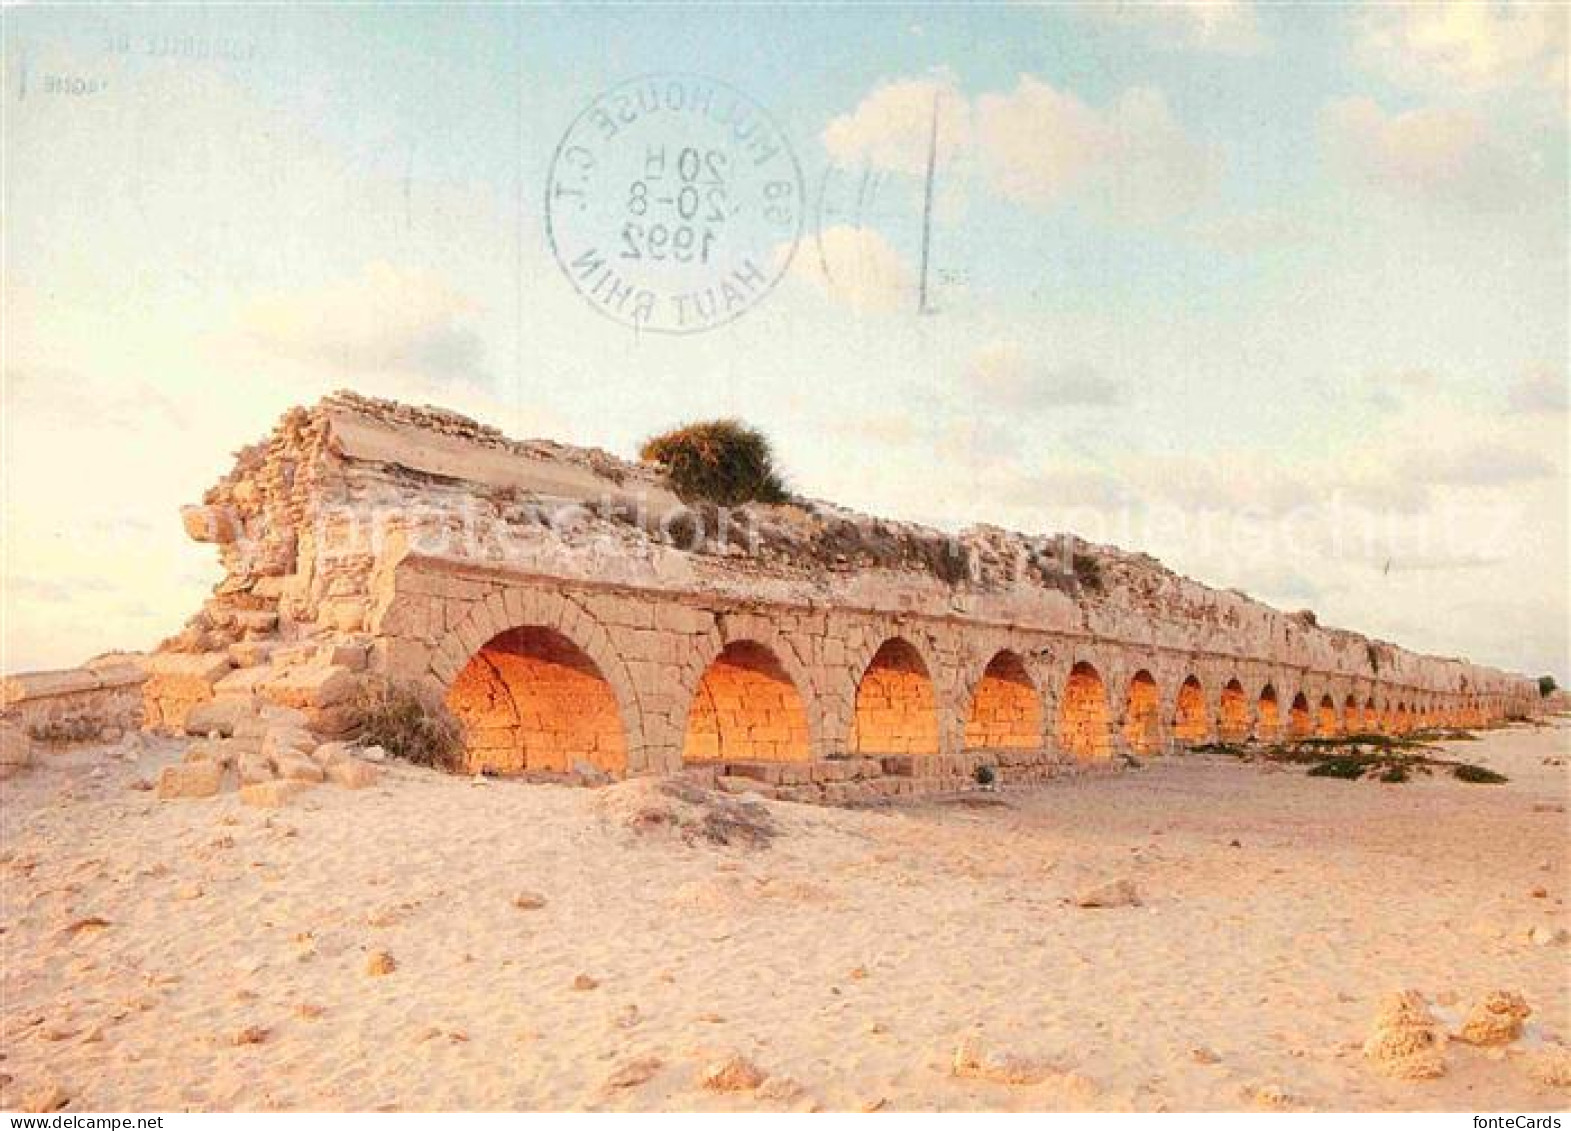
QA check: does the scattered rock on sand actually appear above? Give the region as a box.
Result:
[61,916,111,937]
[595,777,776,849]
[571,974,599,991]
[512,891,547,911]
[237,754,275,785]
[1456,990,1531,1046]
[311,741,354,765]
[241,780,311,808]
[757,1075,806,1104]
[952,1033,1054,1085]
[366,950,397,977]
[1190,1046,1222,1065]
[605,1056,662,1089]
[231,1025,268,1046]
[1529,924,1569,947]
[1074,877,1141,909]
[156,761,224,800]
[1363,990,1447,1079]
[698,1053,766,1092]
[275,755,325,783]
[330,760,380,789]
[1242,1082,1302,1110]
[19,1080,69,1113]
[1526,1044,1571,1088]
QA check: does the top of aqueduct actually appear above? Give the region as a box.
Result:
[167,389,1526,705]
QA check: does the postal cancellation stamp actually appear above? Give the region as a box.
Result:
[545,73,805,335]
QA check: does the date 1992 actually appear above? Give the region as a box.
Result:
[621,145,728,264]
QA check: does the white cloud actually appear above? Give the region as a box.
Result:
[976,79,1219,220]
[822,75,971,176]
[240,261,485,381]
[966,341,1121,409]
[1354,0,1568,97]
[787,225,914,313]
[1084,0,1268,56]
[1320,96,1529,212]
[822,74,1219,223]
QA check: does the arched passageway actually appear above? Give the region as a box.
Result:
[1316,695,1339,737]
[1172,677,1208,745]
[1288,693,1313,739]
[851,638,940,755]
[1122,670,1162,755]
[445,626,627,775]
[1219,680,1250,743]
[965,651,1043,751]
[1344,694,1360,733]
[1363,698,1378,733]
[683,641,811,763]
[1058,662,1113,762]
[1257,685,1281,741]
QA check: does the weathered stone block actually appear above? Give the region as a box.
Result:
[183,698,256,738]
[276,754,326,783]
[157,761,224,799]
[180,504,241,544]
[329,760,381,789]
[240,779,312,807]
[263,664,358,710]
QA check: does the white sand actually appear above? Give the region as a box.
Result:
[3,719,1568,1112]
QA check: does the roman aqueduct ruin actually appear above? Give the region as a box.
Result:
[3,393,1545,802]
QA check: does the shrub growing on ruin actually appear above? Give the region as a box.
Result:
[639,419,788,507]
[1071,552,1104,593]
[973,764,996,787]
[27,716,106,745]
[352,679,465,772]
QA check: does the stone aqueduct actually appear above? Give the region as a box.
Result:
[379,556,1525,781]
[124,393,1539,800]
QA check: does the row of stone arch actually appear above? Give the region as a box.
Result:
[441,624,1490,776]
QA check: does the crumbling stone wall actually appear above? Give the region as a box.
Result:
[114,390,1546,804]
[1,658,145,741]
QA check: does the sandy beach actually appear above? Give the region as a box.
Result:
[3,719,1567,1112]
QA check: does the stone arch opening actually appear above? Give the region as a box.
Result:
[444,626,627,775]
[1121,670,1162,755]
[1316,694,1339,737]
[964,650,1043,751]
[1219,679,1250,743]
[1257,685,1281,741]
[1058,661,1113,762]
[1363,697,1377,733]
[683,640,811,764]
[1394,701,1411,733]
[851,637,940,756]
[1172,676,1208,745]
[1344,694,1360,733]
[1288,692,1312,738]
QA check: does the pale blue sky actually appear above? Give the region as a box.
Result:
[3,2,1567,680]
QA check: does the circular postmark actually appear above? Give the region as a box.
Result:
[545,74,805,335]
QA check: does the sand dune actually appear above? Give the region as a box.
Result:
[2,721,1567,1111]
